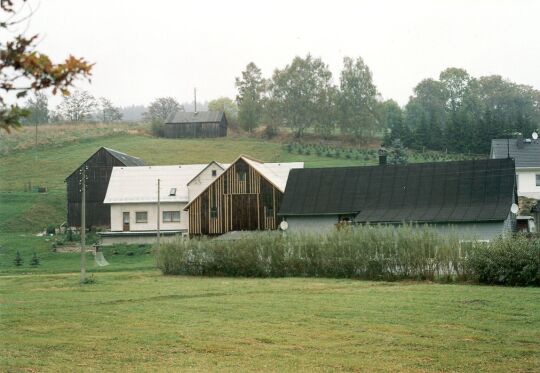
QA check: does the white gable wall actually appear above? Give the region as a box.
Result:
[110,202,188,232]
[516,169,540,199]
[188,164,226,200]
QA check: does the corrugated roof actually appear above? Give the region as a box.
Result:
[104,164,209,204]
[166,110,224,124]
[279,159,516,223]
[490,139,540,168]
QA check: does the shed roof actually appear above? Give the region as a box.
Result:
[279,158,516,224]
[65,147,144,181]
[104,164,209,204]
[165,110,224,124]
[490,139,540,168]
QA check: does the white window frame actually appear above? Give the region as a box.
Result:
[135,211,148,223]
[163,211,180,222]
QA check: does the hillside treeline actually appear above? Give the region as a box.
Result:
[235,56,540,153]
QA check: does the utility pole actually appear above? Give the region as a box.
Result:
[34,122,38,161]
[157,178,161,248]
[80,167,87,283]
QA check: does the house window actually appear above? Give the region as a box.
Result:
[265,206,274,217]
[163,211,180,222]
[210,207,218,219]
[536,174,540,187]
[169,188,176,196]
[212,170,217,177]
[238,171,246,181]
[135,211,148,223]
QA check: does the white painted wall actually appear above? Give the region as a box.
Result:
[188,164,224,199]
[516,169,540,199]
[110,202,188,232]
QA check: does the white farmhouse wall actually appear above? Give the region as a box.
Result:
[110,202,188,232]
[516,169,540,199]
[188,165,224,199]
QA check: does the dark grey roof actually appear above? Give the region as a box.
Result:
[490,139,540,168]
[279,159,516,224]
[103,147,144,166]
[166,110,224,124]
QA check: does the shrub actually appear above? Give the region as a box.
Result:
[467,235,539,286]
[14,250,23,266]
[30,252,40,266]
[46,224,56,235]
[156,227,474,282]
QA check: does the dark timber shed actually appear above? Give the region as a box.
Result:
[163,110,227,138]
[65,147,144,228]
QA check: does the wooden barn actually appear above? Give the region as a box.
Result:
[163,110,227,138]
[65,147,144,228]
[184,156,303,235]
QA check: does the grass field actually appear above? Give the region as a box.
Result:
[1,271,539,372]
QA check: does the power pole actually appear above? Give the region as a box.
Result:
[157,178,161,248]
[80,167,87,283]
[34,122,38,161]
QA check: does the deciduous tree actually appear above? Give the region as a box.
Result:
[0,0,93,132]
[235,62,265,132]
[99,97,122,122]
[56,90,96,122]
[208,97,238,128]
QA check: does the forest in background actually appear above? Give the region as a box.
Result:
[17,55,540,155]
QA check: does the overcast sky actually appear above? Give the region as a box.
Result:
[24,0,540,107]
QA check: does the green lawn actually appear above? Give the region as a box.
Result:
[0,271,538,372]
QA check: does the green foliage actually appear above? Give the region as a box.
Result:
[144,97,182,134]
[56,90,97,122]
[30,252,40,266]
[23,92,49,125]
[338,56,379,141]
[235,62,265,131]
[156,227,472,281]
[14,250,23,266]
[388,139,408,165]
[467,235,539,286]
[98,97,123,122]
[208,97,238,129]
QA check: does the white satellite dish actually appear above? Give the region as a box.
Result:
[510,203,519,214]
[279,221,289,231]
[532,131,538,140]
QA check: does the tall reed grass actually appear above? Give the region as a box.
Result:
[156,226,483,282]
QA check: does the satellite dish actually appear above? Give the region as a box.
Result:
[279,221,289,231]
[532,131,538,140]
[510,203,519,214]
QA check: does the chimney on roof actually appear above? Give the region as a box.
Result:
[516,133,524,149]
[378,147,387,166]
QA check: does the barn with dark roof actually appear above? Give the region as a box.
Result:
[65,147,144,228]
[163,110,227,138]
[279,159,517,240]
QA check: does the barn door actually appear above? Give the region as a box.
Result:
[231,194,258,231]
[123,212,130,231]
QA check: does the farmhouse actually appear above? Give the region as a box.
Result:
[279,158,517,240]
[490,135,540,199]
[65,147,144,228]
[184,156,303,235]
[100,162,228,244]
[163,110,227,138]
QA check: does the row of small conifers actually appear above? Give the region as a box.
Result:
[155,227,539,286]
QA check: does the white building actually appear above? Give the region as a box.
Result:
[99,162,228,245]
[491,137,540,199]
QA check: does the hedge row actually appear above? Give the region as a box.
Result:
[156,227,536,285]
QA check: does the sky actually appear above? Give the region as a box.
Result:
[20,0,540,108]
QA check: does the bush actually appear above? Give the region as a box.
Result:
[30,252,40,266]
[467,235,539,286]
[155,227,474,282]
[14,250,23,266]
[46,224,56,235]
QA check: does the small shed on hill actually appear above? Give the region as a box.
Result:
[163,111,227,138]
[279,159,517,240]
[65,147,144,228]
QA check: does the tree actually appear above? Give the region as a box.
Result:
[99,97,122,122]
[143,97,182,124]
[24,92,48,125]
[208,97,238,129]
[381,99,410,145]
[30,252,39,266]
[271,54,335,138]
[235,62,265,132]
[56,90,97,122]
[388,139,408,165]
[14,250,22,266]
[337,56,379,141]
[0,0,93,132]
